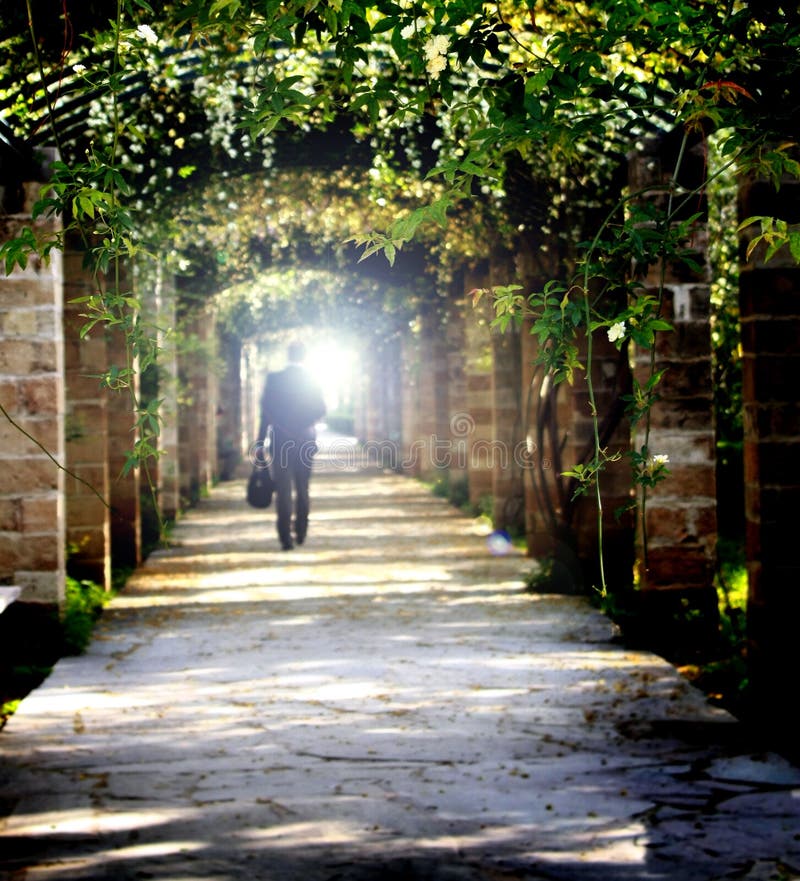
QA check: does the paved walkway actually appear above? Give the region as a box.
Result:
[1,449,799,881]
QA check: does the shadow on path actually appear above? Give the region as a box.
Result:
[1,460,799,881]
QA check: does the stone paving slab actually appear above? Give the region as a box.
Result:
[1,462,799,881]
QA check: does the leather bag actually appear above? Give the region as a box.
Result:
[247,465,274,508]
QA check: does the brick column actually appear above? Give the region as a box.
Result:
[462,264,494,509]
[241,340,261,461]
[0,169,65,604]
[739,173,800,735]
[444,282,469,495]
[155,264,180,518]
[63,242,110,590]
[178,304,217,504]
[629,136,718,646]
[490,325,523,533]
[352,332,402,470]
[399,328,422,475]
[217,330,242,481]
[415,306,451,481]
[633,286,717,597]
[106,328,142,571]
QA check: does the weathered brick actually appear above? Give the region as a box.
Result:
[745,439,800,486]
[645,505,691,542]
[0,340,59,374]
[653,320,711,357]
[20,496,59,533]
[65,463,106,495]
[67,525,106,554]
[0,379,17,413]
[14,570,64,604]
[18,376,60,414]
[0,308,38,336]
[0,459,59,494]
[18,534,60,568]
[0,276,59,308]
[743,401,800,439]
[741,316,800,355]
[742,352,800,402]
[0,498,20,531]
[641,359,713,402]
[640,546,714,588]
[656,464,716,499]
[643,429,715,466]
[739,268,800,315]
[0,418,55,457]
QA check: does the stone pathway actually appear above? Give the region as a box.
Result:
[1,454,799,881]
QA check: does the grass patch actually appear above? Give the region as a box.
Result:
[62,576,113,656]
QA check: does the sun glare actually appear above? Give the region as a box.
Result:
[305,336,359,416]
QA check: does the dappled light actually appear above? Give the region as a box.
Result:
[4,468,797,880]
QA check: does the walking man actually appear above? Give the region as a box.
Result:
[258,341,326,550]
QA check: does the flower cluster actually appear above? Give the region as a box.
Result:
[423,34,450,77]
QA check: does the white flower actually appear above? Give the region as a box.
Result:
[645,453,670,476]
[136,24,158,45]
[73,63,87,74]
[426,53,447,76]
[424,34,450,60]
[607,320,626,343]
[400,23,416,39]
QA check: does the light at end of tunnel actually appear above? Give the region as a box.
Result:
[305,338,359,414]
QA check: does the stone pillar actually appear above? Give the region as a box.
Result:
[217,330,242,481]
[106,330,142,571]
[241,340,261,459]
[486,251,525,534]
[738,172,800,737]
[399,326,422,475]
[178,304,217,504]
[462,264,494,510]
[63,243,110,591]
[0,171,65,604]
[355,331,403,470]
[377,333,403,461]
[514,242,567,560]
[155,264,180,519]
[490,325,523,533]
[415,305,451,481]
[633,286,717,595]
[444,282,469,497]
[628,134,718,646]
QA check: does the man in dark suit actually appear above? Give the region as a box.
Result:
[258,341,326,550]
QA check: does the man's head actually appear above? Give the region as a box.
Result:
[287,341,306,364]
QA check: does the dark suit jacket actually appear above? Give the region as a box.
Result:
[259,364,326,446]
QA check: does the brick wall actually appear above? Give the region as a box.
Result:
[0,173,65,604]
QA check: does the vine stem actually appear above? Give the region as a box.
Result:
[0,403,110,508]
